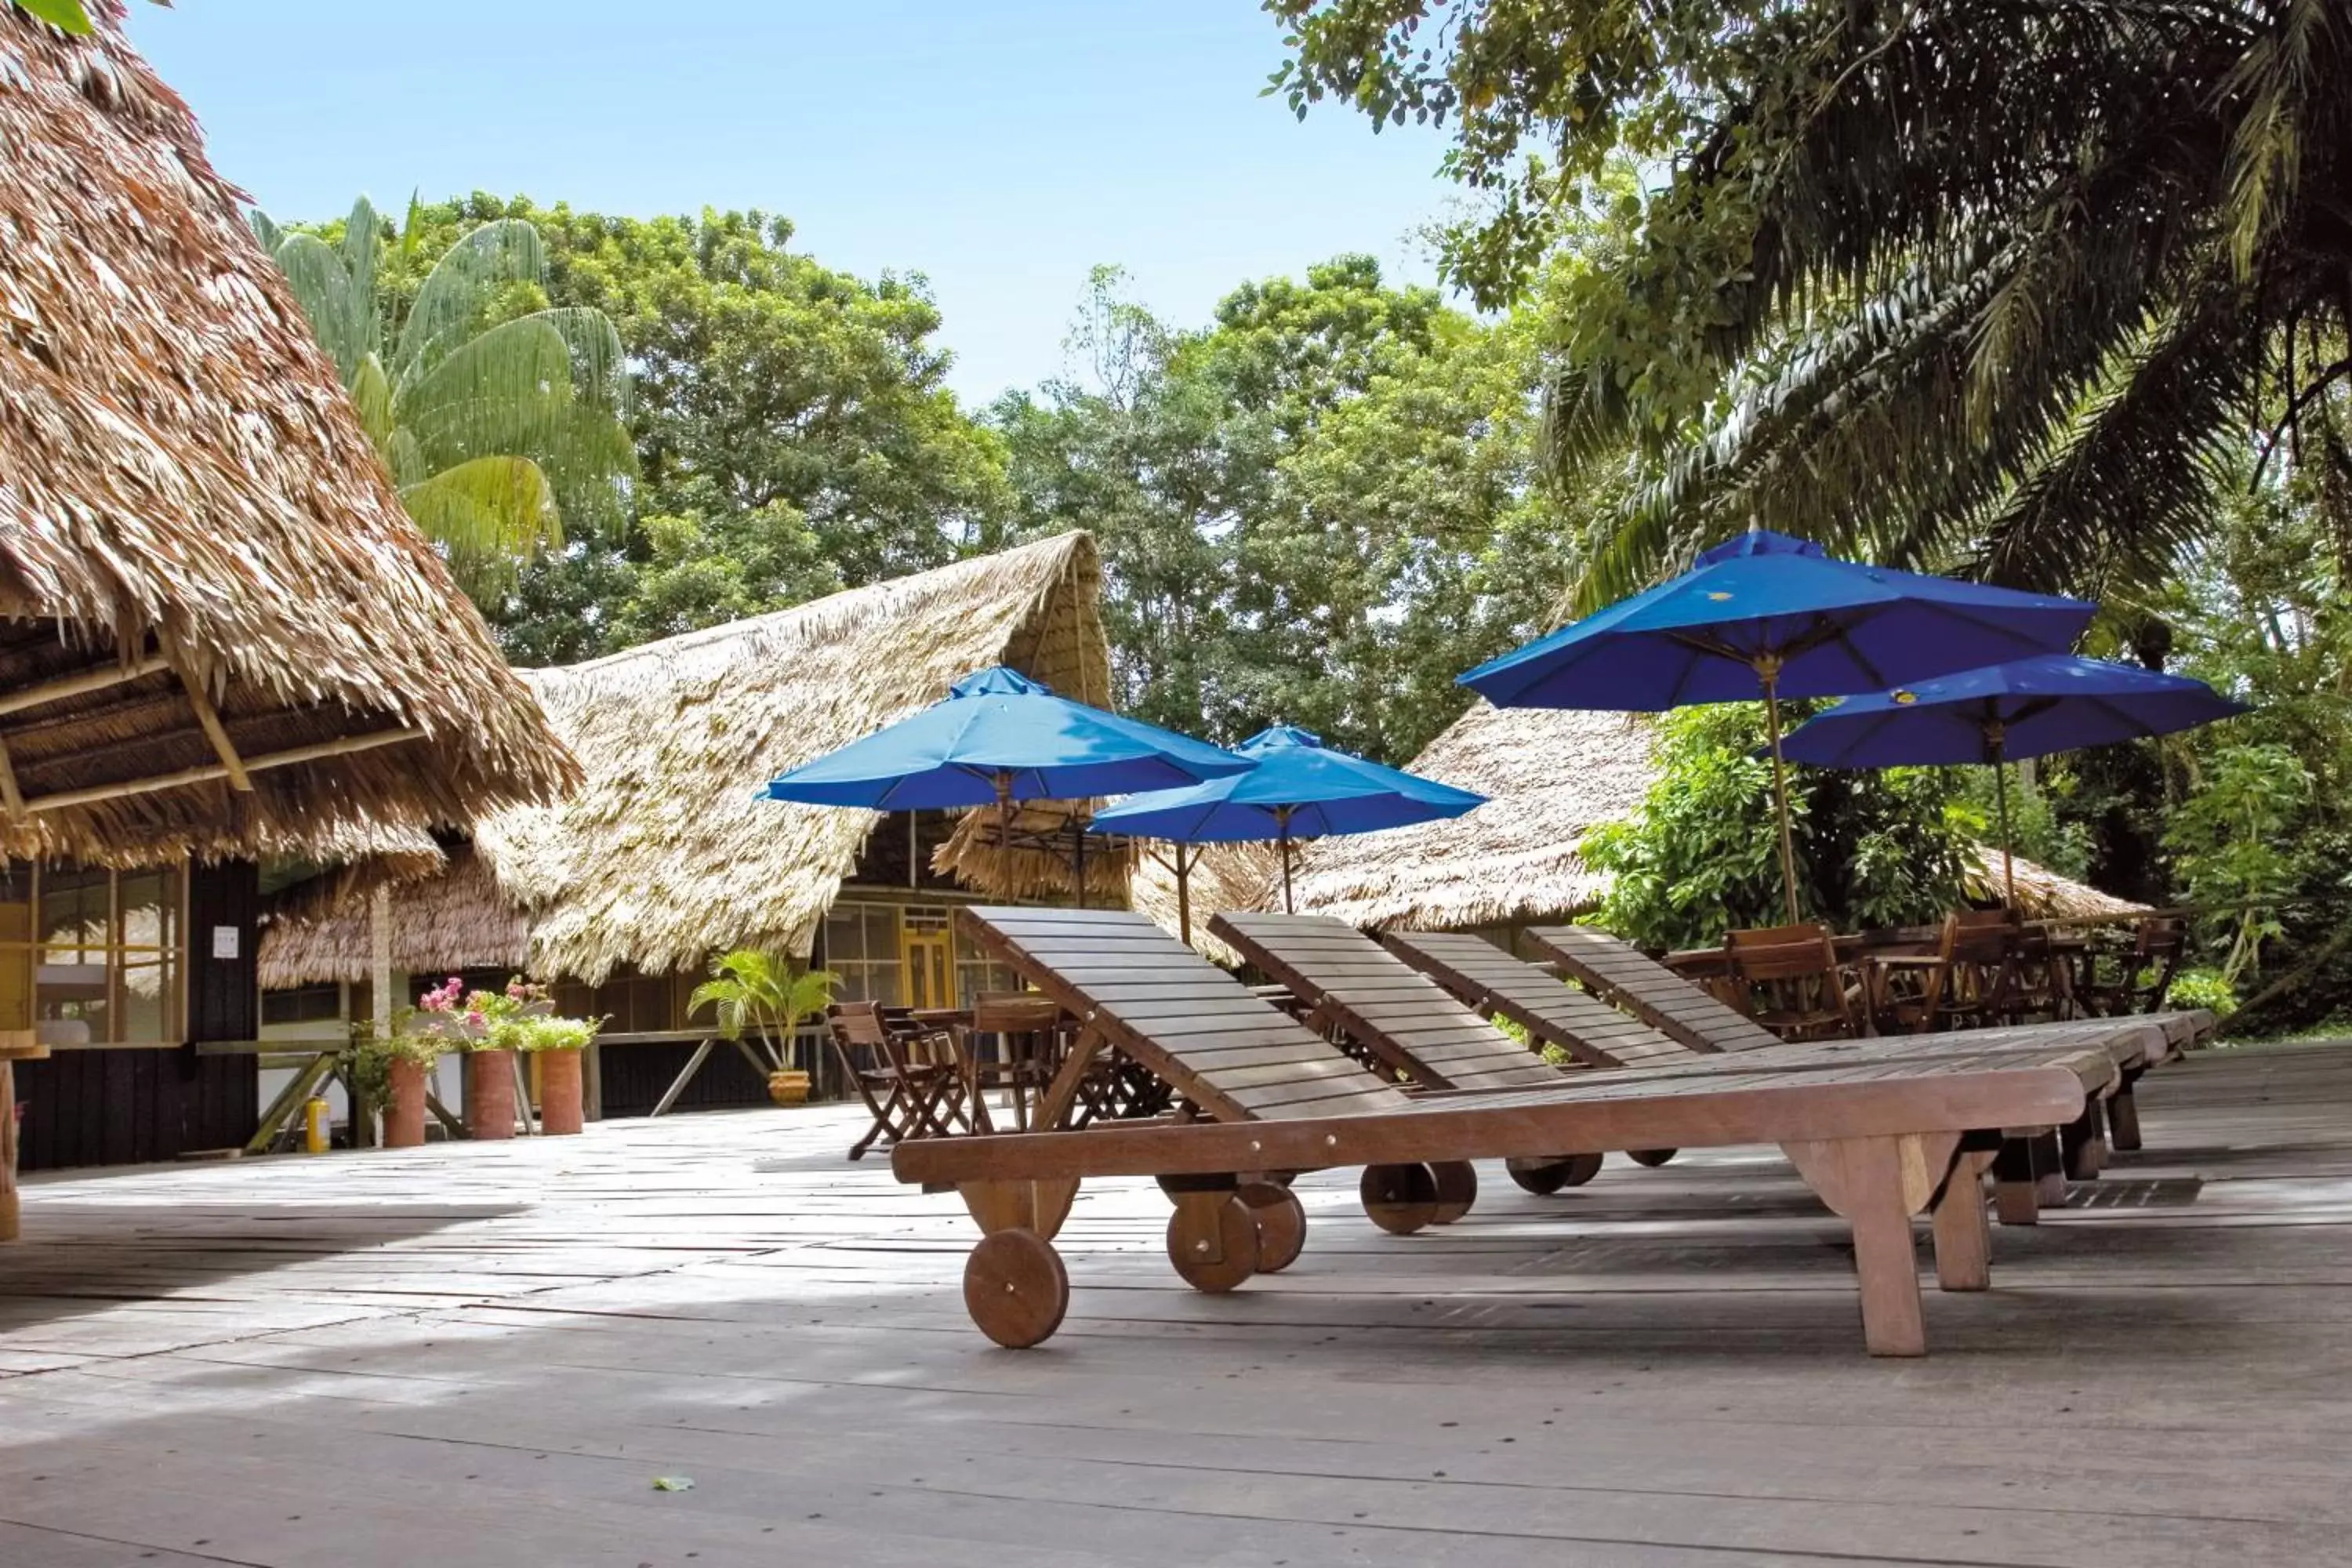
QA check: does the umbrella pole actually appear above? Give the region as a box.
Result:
[1991,730,2016,909]
[1176,844,1193,946]
[1759,660,1802,925]
[1072,815,1086,910]
[1278,808,1295,914]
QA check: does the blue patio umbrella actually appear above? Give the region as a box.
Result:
[1783,653,2249,904]
[1458,529,2099,921]
[761,665,1252,906]
[1091,725,1487,931]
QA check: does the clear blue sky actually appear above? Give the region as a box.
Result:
[127,1,1458,406]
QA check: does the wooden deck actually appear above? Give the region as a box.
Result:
[3,1042,2351,1566]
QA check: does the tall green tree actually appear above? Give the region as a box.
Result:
[371,198,1011,655]
[1272,1,2352,604]
[253,198,635,595]
[994,258,1580,762]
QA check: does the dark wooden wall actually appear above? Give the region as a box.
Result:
[592,1039,768,1118]
[17,859,260,1171]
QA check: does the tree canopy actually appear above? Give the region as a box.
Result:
[1273,0,2352,610]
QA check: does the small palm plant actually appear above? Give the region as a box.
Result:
[689,950,837,1076]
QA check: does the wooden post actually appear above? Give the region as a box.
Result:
[367,885,393,1150]
[1,1059,17,1243]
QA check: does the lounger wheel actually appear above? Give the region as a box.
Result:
[1167,1193,1260,1293]
[1428,1160,1478,1224]
[1238,1179,1306,1272]
[1504,1153,1604,1195]
[1628,1148,1679,1168]
[1359,1162,1443,1234]
[962,1228,1069,1349]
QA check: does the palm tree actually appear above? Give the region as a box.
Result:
[1543,0,2352,608]
[689,950,838,1073]
[252,198,636,593]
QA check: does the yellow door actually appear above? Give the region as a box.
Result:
[901,920,956,1011]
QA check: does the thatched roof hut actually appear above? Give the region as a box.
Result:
[1221,699,2142,934]
[1276,703,1658,931]
[0,4,572,867]
[261,532,1113,987]
[260,844,527,989]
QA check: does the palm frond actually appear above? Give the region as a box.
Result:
[393,217,549,390]
[397,456,561,580]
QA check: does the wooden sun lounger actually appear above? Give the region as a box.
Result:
[1526,924,2216,1160]
[896,906,2113,1358]
[1222,913,2158,1208]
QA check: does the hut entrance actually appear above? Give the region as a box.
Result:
[900,908,956,1011]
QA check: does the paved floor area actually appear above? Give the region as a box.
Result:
[4,1042,2351,1566]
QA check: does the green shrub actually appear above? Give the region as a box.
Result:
[2166,967,2238,1019]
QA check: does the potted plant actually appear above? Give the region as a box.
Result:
[689,951,837,1105]
[509,1005,604,1136]
[350,1019,445,1149]
[411,976,527,1140]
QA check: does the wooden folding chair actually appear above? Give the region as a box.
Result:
[2078,916,2190,1018]
[956,992,1063,1133]
[1876,910,2036,1035]
[1723,923,1864,1040]
[823,1001,973,1160]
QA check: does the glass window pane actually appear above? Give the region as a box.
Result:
[823,906,863,964]
[864,906,896,957]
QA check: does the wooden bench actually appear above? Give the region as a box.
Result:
[898,906,2112,1359]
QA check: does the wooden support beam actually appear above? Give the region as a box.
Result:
[21,727,422,813]
[175,666,252,792]
[0,652,170,718]
[0,734,23,817]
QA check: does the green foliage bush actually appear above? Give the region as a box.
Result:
[1582,706,1979,952]
[2165,968,2238,1021]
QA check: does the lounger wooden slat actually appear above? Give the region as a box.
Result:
[1527,921,2215,1174]
[1215,912,1561,1092]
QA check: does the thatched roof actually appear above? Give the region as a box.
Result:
[1276,702,1657,931]
[1967,849,2148,920]
[260,844,528,989]
[0,5,572,866]
[1263,699,2142,932]
[471,531,1110,983]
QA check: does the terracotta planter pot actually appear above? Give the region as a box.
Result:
[384,1056,428,1149]
[767,1069,811,1106]
[464,1049,518,1141]
[539,1047,585,1135]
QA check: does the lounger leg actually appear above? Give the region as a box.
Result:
[2107,1080,2144,1152]
[2030,1131,2068,1206]
[1991,1137,2042,1226]
[960,1177,1080,1242]
[2060,1105,2107,1181]
[1782,1134,1940,1357]
[1929,1152,1993,1293]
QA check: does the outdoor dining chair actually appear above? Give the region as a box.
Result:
[823,1001,975,1160]
[2078,916,2190,1018]
[1722,923,1867,1040]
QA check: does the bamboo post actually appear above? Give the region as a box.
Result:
[368,885,393,1149]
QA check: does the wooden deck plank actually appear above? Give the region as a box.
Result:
[2,1042,2351,1566]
